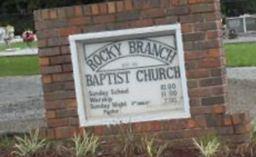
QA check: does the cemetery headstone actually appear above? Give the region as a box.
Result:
[227,14,256,33]
[34,0,251,149]
[227,18,244,33]
[0,27,5,42]
[4,25,15,48]
[246,16,256,32]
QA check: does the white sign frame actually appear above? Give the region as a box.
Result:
[69,24,190,127]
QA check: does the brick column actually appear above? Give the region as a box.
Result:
[34,0,251,146]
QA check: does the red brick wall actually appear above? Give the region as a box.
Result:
[34,0,251,146]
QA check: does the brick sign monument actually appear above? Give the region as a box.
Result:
[35,0,251,147]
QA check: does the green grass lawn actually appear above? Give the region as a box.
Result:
[224,42,256,67]
[0,56,39,77]
[0,41,37,52]
[0,42,255,77]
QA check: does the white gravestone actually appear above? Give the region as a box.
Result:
[227,18,244,33]
[69,24,190,126]
[0,27,5,42]
[246,16,256,32]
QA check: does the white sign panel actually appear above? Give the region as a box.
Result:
[69,24,190,127]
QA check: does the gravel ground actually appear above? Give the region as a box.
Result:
[0,75,42,103]
[0,67,256,134]
[223,33,256,44]
[226,67,256,118]
[227,67,256,80]
[224,36,256,44]
[0,75,46,134]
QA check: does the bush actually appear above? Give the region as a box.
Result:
[1,124,255,157]
[72,131,100,157]
[12,129,48,157]
[141,136,168,157]
[0,14,34,36]
[112,124,144,157]
[193,134,222,157]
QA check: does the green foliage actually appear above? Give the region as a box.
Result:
[12,129,48,157]
[221,0,256,16]
[245,0,256,14]
[112,124,144,157]
[0,135,15,150]
[0,0,113,14]
[193,134,221,157]
[0,0,113,34]
[72,131,100,157]
[251,121,256,144]
[0,14,33,35]
[141,136,168,157]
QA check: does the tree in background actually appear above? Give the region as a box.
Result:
[246,0,256,14]
[0,0,255,34]
[221,0,256,16]
[0,0,112,35]
[0,0,111,14]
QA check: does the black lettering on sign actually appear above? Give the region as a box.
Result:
[136,66,181,82]
[85,71,131,86]
[86,43,122,71]
[86,38,177,72]
[128,40,177,64]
